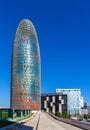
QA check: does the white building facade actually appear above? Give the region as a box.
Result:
[80,97,84,108]
[56,89,81,115]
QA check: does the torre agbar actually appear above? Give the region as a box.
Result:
[11,19,41,111]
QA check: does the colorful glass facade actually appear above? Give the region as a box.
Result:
[11,19,41,110]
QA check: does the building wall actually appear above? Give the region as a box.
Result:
[11,19,41,110]
[88,106,90,114]
[80,97,84,108]
[41,94,67,114]
[81,108,88,115]
[56,89,81,115]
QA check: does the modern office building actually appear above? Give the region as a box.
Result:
[56,89,81,114]
[41,93,67,114]
[11,19,41,111]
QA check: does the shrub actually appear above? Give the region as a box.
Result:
[84,114,88,119]
[55,112,62,117]
[62,112,71,119]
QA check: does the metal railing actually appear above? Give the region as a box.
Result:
[48,112,90,130]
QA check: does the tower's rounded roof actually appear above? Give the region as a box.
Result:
[14,19,38,44]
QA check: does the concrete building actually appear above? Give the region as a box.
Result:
[41,93,67,114]
[11,19,41,111]
[56,89,81,115]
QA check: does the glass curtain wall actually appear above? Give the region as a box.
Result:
[11,19,41,110]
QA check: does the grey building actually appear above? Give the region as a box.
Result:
[41,93,67,114]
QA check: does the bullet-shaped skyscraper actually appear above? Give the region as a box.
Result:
[11,19,41,110]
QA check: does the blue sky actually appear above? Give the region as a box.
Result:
[0,0,90,107]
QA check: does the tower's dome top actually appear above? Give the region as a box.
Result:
[14,19,38,44]
[16,19,36,33]
[19,19,34,27]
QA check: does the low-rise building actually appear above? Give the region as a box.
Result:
[81,104,88,115]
